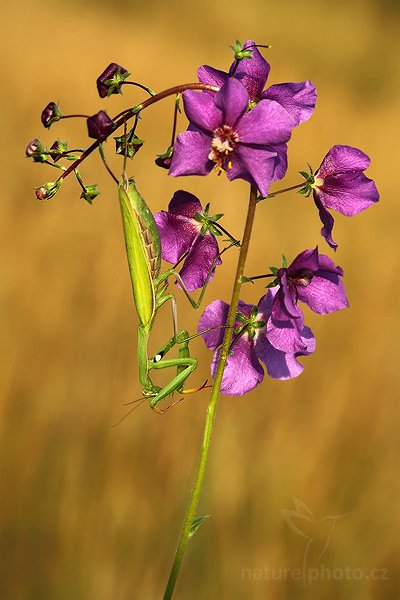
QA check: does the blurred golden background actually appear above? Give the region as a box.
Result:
[1,1,399,598]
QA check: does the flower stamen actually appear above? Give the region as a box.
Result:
[208,125,239,172]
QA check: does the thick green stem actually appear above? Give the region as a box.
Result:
[162,185,258,600]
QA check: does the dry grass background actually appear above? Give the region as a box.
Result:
[1,1,399,598]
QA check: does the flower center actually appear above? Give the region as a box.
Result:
[287,269,314,287]
[235,308,265,341]
[208,125,239,172]
[311,176,324,190]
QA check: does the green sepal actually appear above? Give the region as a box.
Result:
[114,132,144,159]
[266,280,279,288]
[298,186,312,197]
[105,69,131,97]
[189,515,211,539]
[282,255,287,268]
[156,145,174,160]
[251,306,258,318]
[35,180,62,201]
[240,275,254,284]
[80,184,99,204]
[269,266,278,275]
[236,312,248,324]
[130,104,143,115]
[229,40,253,61]
[256,194,267,203]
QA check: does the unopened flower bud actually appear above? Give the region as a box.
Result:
[87,111,114,141]
[80,184,99,204]
[26,138,43,156]
[41,102,62,128]
[25,138,49,162]
[35,180,62,201]
[96,63,130,98]
[49,139,68,162]
[115,133,144,158]
[155,146,174,169]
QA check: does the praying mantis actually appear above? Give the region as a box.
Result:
[118,172,232,412]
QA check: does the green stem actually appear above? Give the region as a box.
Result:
[162,185,258,600]
[261,182,304,201]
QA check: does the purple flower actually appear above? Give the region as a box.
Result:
[198,39,317,126]
[266,248,348,354]
[169,78,296,196]
[154,191,222,292]
[96,63,130,98]
[310,145,379,249]
[86,110,114,141]
[199,290,316,396]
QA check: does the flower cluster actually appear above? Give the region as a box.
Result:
[199,290,316,396]
[26,40,379,399]
[198,247,347,395]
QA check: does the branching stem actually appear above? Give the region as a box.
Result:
[57,83,218,184]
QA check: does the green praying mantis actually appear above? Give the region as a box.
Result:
[118,172,235,413]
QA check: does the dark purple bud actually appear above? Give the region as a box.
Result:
[96,62,130,98]
[25,138,44,157]
[25,138,50,163]
[41,102,62,128]
[49,139,68,162]
[155,146,174,169]
[87,110,114,141]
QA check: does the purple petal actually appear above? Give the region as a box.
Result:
[236,99,295,145]
[182,89,222,133]
[256,335,305,379]
[317,145,371,177]
[228,144,277,196]
[297,271,349,314]
[262,81,316,125]
[214,78,249,127]
[169,130,214,177]
[313,193,338,250]
[267,295,306,354]
[178,233,221,292]
[228,40,270,101]
[289,247,320,272]
[257,288,275,319]
[315,172,379,216]
[198,300,229,350]
[168,190,203,218]
[154,212,199,264]
[197,65,227,89]
[278,271,300,318]
[270,144,288,182]
[211,337,264,396]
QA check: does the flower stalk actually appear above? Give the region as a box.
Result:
[163,185,258,600]
[58,83,218,183]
